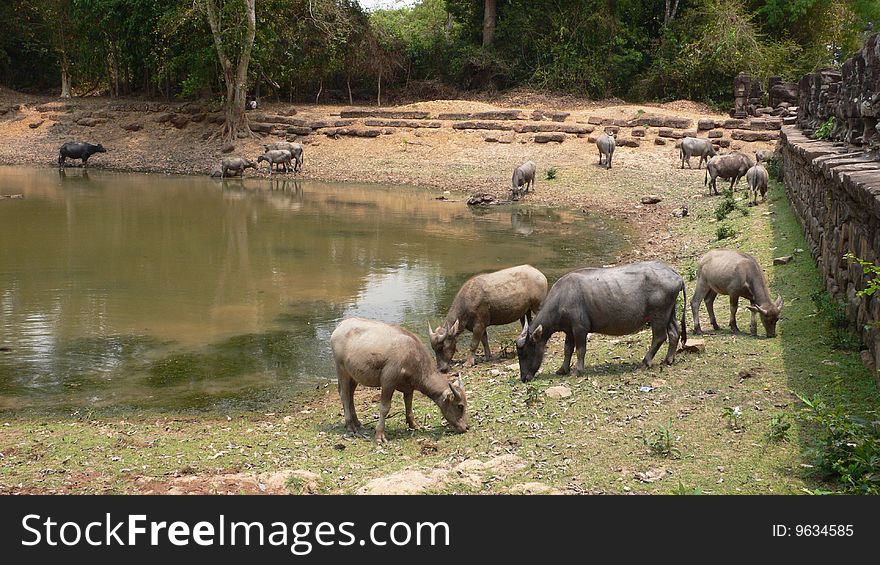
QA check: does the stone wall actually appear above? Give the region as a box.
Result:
[779,126,880,382]
[797,32,880,149]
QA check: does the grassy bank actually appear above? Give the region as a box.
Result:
[2,168,877,495]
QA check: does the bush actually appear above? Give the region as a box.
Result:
[799,394,880,494]
[545,167,558,180]
[716,224,737,240]
[814,117,834,140]
[810,290,861,350]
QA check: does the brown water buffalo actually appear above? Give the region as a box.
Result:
[691,249,784,337]
[704,152,753,194]
[429,265,548,372]
[331,317,468,443]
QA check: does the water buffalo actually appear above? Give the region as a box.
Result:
[515,262,687,382]
[257,149,293,174]
[511,160,536,200]
[218,157,256,178]
[596,132,616,169]
[429,265,548,372]
[331,317,468,443]
[691,249,784,337]
[704,152,753,195]
[755,149,774,163]
[746,164,769,205]
[679,137,717,169]
[58,142,106,168]
[265,141,304,172]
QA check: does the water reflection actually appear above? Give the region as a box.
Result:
[0,167,628,411]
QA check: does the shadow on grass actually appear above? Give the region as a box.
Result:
[768,179,880,491]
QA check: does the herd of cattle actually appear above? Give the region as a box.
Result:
[332,249,783,443]
[55,129,780,444]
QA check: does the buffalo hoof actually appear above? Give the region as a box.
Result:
[555,366,570,375]
[693,327,703,335]
[374,432,387,444]
[711,323,720,330]
[406,417,419,430]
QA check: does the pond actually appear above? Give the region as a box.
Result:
[0,166,629,412]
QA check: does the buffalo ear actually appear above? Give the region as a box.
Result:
[450,319,460,335]
[775,295,784,310]
[530,324,543,341]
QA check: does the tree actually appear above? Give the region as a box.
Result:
[201,0,256,139]
[482,0,497,46]
[34,0,75,97]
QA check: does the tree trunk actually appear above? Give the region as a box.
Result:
[377,72,382,107]
[664,0,680,25]
[316,78,323,104]
[347,76,352,105]
[204,0,256,139]
[482,0,497,46]
[60,50,71,98]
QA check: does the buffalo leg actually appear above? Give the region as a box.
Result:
[375,386,395,443]
[480,330,491,360]
[574,330,588,375]
[337,372,362,434]
[749,303,758,336]
[465,323,485,367]
[705,290,720,330]
[641,320,668,368]
[729,295,741,333]
[663,309,681,365]
[557,332,575,375]
[403,390,418,430]
[691,278,708,334]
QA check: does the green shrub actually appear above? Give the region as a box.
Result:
[545,167,558,180]
[798,394,880,494]
[768,412,791,442]
[644,419,681,459]
[810,290,861,350]
[814,116,834,140]
[716,224,736,240]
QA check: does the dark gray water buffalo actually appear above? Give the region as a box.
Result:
[429,265,548,372]
[511,160,536,200]
[746,163,769,205]
[515,262,687,382]
[691,249,784,337]
[679,137,716,169]
[331,317,468,443]
[596,132,616,169]
[257,149,293,174]
[216,157,256,178]
[265,141,304,172]
[704,152,753,194]
[58,142,107,168]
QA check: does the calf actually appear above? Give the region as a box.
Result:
[331,318,468,443]
[58,142,107,168]
[257,149,293,174]
[515,262,687,382]
[430,265,548,371]
[679,137,716,169]
[691,249,784,337]
[265,141,304,172]
[511,160,536,200]
[746,163,769,205]
[596,132,616,169]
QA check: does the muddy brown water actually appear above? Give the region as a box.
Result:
[0,166,629,411]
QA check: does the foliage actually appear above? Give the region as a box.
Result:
[670,481,703,495]
[768,412,791,442]
[721,406,743,430]
[716,224,737,240]
[644,419,681,459]
[814,116,835,140]
[844,253,880,298]
[545,167,558,180]
[798,393,880,494]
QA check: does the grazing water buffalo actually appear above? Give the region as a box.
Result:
[217,157,256,178]
[755,149,774,163]
[596,132,616,169]
[257,149,293,174]
[746,163,769,205]
[58,142,106,168]
[679,137,716,169]
[331,318,468,443]
[515,262,687,382]
[511,160,536,200]
[265,141,304,172]
[691,249,784,337]
[704,152,753,195]
[429,265,548,372]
